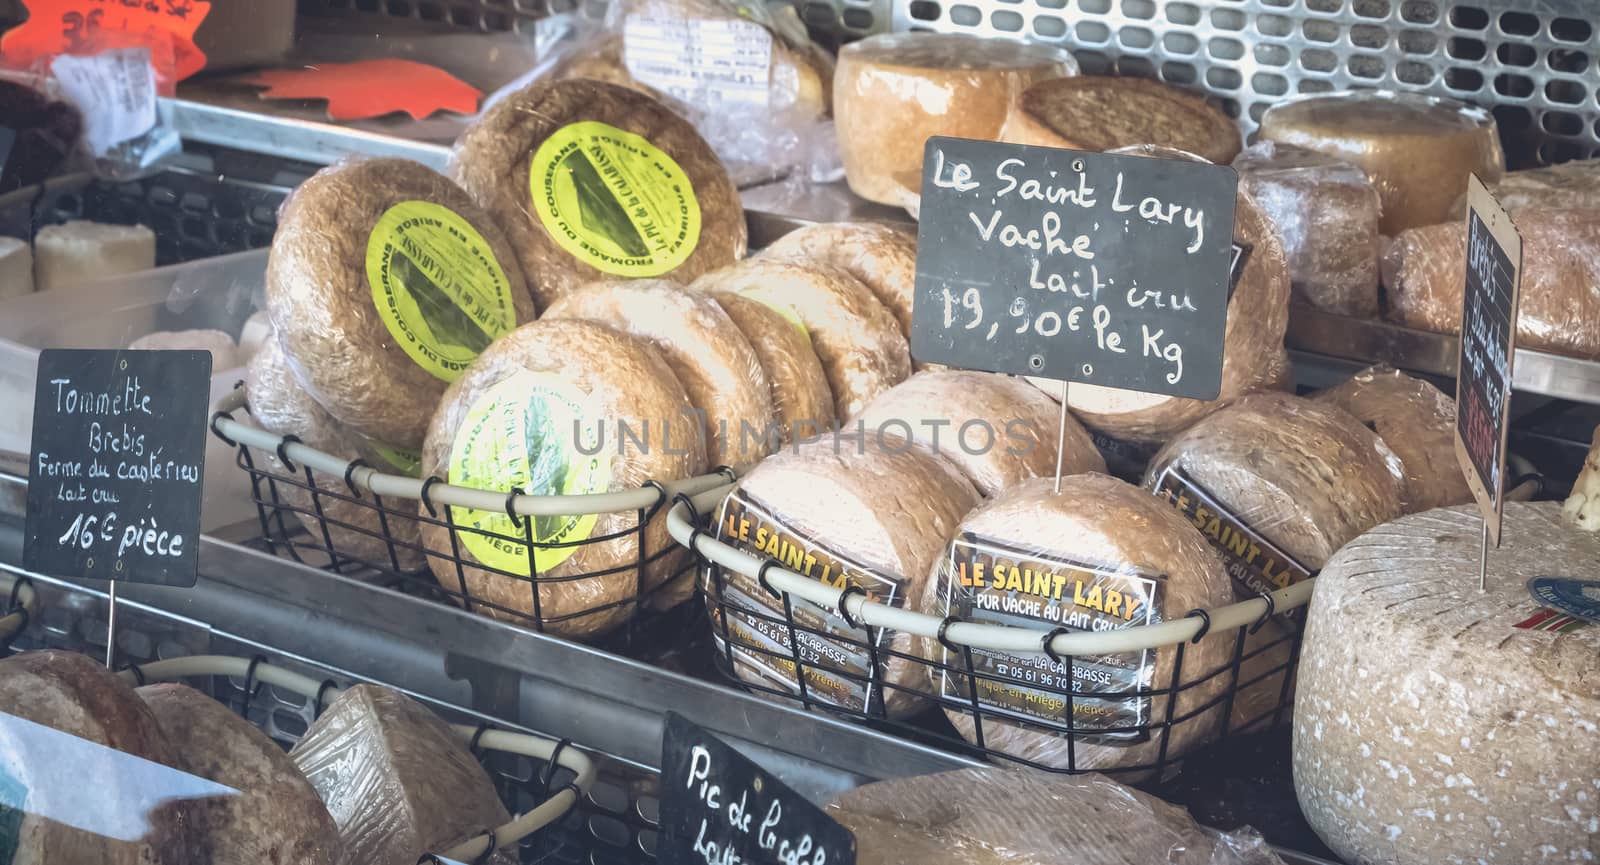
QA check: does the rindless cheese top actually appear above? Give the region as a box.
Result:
[839,31,1077,72]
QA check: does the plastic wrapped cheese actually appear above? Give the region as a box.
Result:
[1312,365,1474,514]
[544,279,775,466]
[290,685,514,865]
[1295,503,1600,865]
[1258,90,1504,236]
[1233,142,1380,317]
[920,473,1236,779]
[706,437,979,718]
[1449,158,1600,219]
[834,32,1078,209]
[711,292,835,445]
[0,235,33,299]
[1000,76,1241,164]
[761,221,918,340]
[32,220,155,291]
[855,370,1105,496]
[1383,208,1600,359]
[419,319,706,639]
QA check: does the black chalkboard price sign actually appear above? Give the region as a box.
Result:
[23,349,212,588]
[1453,176,1521,548]
[658,712,855,865]
[910,137,1239,399]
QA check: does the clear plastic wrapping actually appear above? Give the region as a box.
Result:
[1001,76,1242,165]
[919,473,1237,779]
[828,767,1287,865]
[1382,208,1600,359]
[760,221,919,340]
[1449,159,1600,219]
[834,32,1078,210]
[704,437,979,718]
[288,684,514,865]
[543,279,775,467]
[711,292,837,444]
[417,319,707,640]
[1312,364,1473,514]
[1258,89,1504,236]
[1234,141,1381,317]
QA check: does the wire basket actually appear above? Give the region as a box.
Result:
[667,484,1313,783]
[208,388,736,663]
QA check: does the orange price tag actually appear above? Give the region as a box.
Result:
[1,0,212,84]
[240,59,483,121]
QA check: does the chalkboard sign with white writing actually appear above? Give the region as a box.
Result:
[23,350,211,587]
[658,712,855,865]
[1453,176,1521,546]
[910,138,1239,399]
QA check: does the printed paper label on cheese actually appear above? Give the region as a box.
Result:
[367,200,519,383]
[530,121,702,278]
[623,14,773,109]
[1152,465,1313,597]
[364,440,424,478]
[707,490,899,713]
[941,534,1162,742]
[448,371,610,574]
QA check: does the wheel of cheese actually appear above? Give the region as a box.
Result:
[1258,90,1504,236]
[450,78,746,309]
[1313,365,1474,514]
[419,319,705,639]
[1040,145,1291,445]
[544,279,774,467]
[1383,208,1600,359]
[129,328,241,371]
[834,32,1077,209]
[267,157,535,451]
[290,684,515,865]
[1234,141,1381,318]
[1294,503,1600,865]
[707,438,978,719]
[711,292,836,445]
[32,220,155,291]
[247,334,427,571]
[1564,425,1600,530]
[692,258,911,421]
[761,221,918,339]
[1000,76,1241,165]
[0,650,198,865]
[919,473,1235,779]
[138,683,342,865]
[855,370,1105,496]
[1450,159,1600,219]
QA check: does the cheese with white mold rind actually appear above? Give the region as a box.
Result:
[33,220,156,291]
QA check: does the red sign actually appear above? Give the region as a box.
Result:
[1,0,211,86]
[240,60,483,121]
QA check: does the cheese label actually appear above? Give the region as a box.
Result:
[364,440,424,478]
[940,534,1161,743]
[366,200,519,383]
[707,489,899,713]
[1525,577,1600,626]
[448,370,610,574]
[530,121,702,278]
[1151,465,1314,597]
[622,14,773,109]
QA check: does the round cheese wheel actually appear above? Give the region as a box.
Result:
[129,328,240,371]
[761,221,918,339]
[0,650,198,865]
[1041,145,1292,445]
[247,335,427,571]
[1295,503,1600,865]
[267,157,535,451]
[450,79,746,309]
[834,32,1077,208]
[1000,76,1241,165]
[918,473,1236,779]
[1234,141,1381,318]
[709,438,978,718]
[419,319,705,639]
[1450,160,1600,220]
[1312,365,1474,514]
[855,370,1105,496]
[138,683,341,865]
[712,292,836,445]
[1258,89,1505,236]
[544,279,775,467]
[691,258,911,421]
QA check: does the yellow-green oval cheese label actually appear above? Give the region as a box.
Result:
[366,441,424,478]
[448,370,611,574]
[367,201,519,383]
[529,120,702,278]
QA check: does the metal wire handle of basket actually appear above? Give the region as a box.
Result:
[116,654,599,864]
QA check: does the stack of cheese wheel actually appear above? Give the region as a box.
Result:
[762,221,918,343]
[854,369,1105,496]
[711,291,836,446]
[451,78,746,309]
[418,318,705,639]
[920,472,1235,780]
[691,257,911,421]
[834,32,1078,212]
[1295,503,1600,865]
[999,75,1241,164]
[708,438,979,718]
